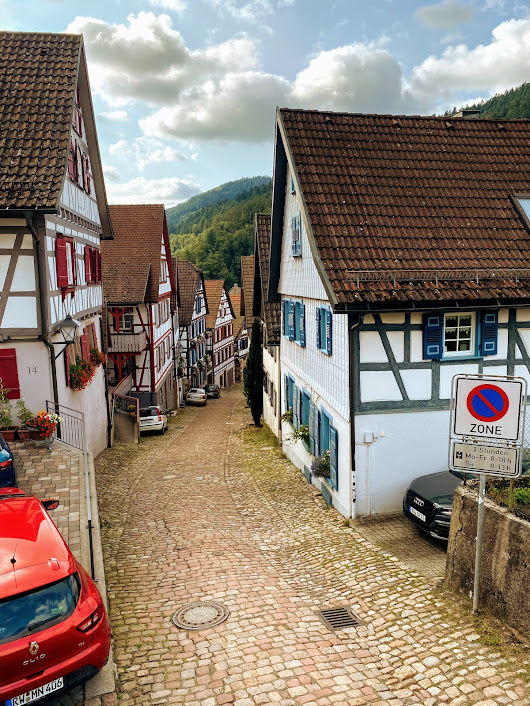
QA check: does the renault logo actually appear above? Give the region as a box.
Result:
[29,641,39,656]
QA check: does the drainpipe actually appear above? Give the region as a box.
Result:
[24,212,59,409]
[348,313,364,520]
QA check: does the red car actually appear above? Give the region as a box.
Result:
[0,487,111,705]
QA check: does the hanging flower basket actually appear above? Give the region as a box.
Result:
[70,356,96,391]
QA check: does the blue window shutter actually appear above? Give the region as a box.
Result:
[316,410,321,457]
[481,311,498,356]
[297,213,302,255]
[329,426,338,490]
[300,303,306,347]
[282,300,287,337]
[326,310,332,355]
[293,385,300,428]
[291,214,301,256]
[284,375,289,412]
[316,308,321,349]
[423,313,443,359]
[288,302,295,340]
[309,401,316,455]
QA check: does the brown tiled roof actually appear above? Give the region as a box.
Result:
[240,255,255,319]
[177,260,206,327]
[229,290,245,339]
[103,204,172,303]
[0,32,112,237]
[255,214,281,344]
[277,108,530,307]
[204,280,225,329]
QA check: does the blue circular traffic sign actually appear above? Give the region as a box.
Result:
[466,384,509,423]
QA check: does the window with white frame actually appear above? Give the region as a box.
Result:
[423,311,497,359]
[444,313,475,356]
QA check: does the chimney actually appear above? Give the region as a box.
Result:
[453,108,481,118]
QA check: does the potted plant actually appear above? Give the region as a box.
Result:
[311,450,330,479]
[69,356,96,391]
[27,410,61,441]
[280,408,293,425]
[287,423,310,446]
[16,399,35,440]
[0,384,17,442]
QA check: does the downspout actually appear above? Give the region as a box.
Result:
[348,313,364,520]
[24,212,59,409]
[100,305,112,448]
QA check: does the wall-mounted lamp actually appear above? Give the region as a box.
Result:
[53,315,81,359]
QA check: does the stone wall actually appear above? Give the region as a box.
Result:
[113,410,139,445]
[446,484,530,634]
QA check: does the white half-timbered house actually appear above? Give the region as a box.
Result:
[253,214,281,437]
[177,260,208,390]
[0,31,113,455]
[101,204,177,412]
[204,280,235,388]
[268,107,530,519]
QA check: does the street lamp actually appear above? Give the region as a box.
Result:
[53,315,81,358]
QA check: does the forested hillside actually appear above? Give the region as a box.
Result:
[166,176,271,233]
[456,83,530,119]
[169,181,272,288]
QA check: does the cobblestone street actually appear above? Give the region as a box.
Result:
[95,385,530,705]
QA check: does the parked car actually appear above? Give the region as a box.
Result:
[204,384,220,399]
[403,469,476,540]
[139,405,168,435]
[185,388,207,406]
[0,487,111,705]
[0,431,17,487]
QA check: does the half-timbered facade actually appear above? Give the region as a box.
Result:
[0,32,113,455]
[176,260,208,390]
[204,280,235,388]
[253,214,281,437]
[101,204,177,412]
[269,107,530,518]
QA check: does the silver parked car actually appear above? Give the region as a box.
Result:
[139,405,168,434]
[185,388,207,406]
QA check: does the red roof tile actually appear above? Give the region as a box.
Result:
[177,260,206,327]
[254,214,280,344]
[277,108,530,307]
[241,255,255,320]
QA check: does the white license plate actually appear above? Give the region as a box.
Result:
[409,506,426,523]
[7,677,64,705]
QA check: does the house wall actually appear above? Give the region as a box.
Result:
[263,344,280,437]
[353,307,530,516]
[278,167,352,516]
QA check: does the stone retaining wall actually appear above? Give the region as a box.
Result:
[446,484,530,634]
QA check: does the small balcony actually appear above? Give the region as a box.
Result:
[109,330,148,353]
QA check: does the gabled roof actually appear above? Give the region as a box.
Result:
[102,204,175,304]
[228,286,245,339]
[177,260,207,327]
[0,31,112,238]
[204,280,234,329]
[270,108,530,311]
[240,255,255,320]
[254,214,280,345]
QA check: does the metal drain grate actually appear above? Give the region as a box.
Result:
[172,601,229,630]
[316,606,362,631]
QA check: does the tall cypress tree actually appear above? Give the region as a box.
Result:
[244,319,263,426]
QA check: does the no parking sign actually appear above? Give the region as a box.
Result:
[453,376,524,441]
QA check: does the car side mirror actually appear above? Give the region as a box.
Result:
[42,499,59,510]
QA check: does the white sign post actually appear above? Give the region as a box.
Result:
[449,374,526,614]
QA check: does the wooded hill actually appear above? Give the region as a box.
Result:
[454,82,530,119]
[169,178,272,289]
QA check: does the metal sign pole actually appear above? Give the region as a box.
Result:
[472,473,486,614]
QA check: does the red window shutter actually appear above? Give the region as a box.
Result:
[84,245,91,283]
[83,154,91,193]
[56,238,69,288]
[91,322,98,348]
[69,241,77,285]
[0,348,21,399]
[80,330,90,360]
[78,110,83,138]
[96,250,102,282]
[76,145,83,187]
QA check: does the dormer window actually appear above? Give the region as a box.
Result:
[512,195,530,229]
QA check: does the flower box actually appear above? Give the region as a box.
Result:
[1,426,18,442]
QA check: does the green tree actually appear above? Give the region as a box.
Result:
[244,319,263,427]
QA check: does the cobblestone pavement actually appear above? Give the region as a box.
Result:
[351,515,447,582]
[95,385,530,705]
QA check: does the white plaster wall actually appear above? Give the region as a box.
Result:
[354,409,451,516]
[263,346,280,437]
[3,297,38,328]
[2,342,52,422]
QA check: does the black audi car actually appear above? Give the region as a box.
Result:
[403,469,475,540]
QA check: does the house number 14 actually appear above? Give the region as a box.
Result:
[27,366,38,374]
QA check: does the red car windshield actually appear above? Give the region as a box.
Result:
[0,573,80,645]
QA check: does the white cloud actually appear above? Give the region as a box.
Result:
[415,0,475,29]
[67,13,258,106]
[107,177,200,207]
[103,165,120,182]
[149,0,187,12]
[410,18,530,102]
[109,137,187,171]
[204,0,273,23]
[100,110,129,121]
[141,71,291,142]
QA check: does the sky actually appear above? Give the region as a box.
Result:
[1,0,529,206]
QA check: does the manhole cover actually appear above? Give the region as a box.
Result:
[316,606,362,631]
[172,601,229,630]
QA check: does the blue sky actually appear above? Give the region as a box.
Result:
[2,0,529,205]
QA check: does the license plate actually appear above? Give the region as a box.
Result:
[7,677,64,705]
[409,506,426,522]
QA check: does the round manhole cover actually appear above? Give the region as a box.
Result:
[172,601,230,630]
